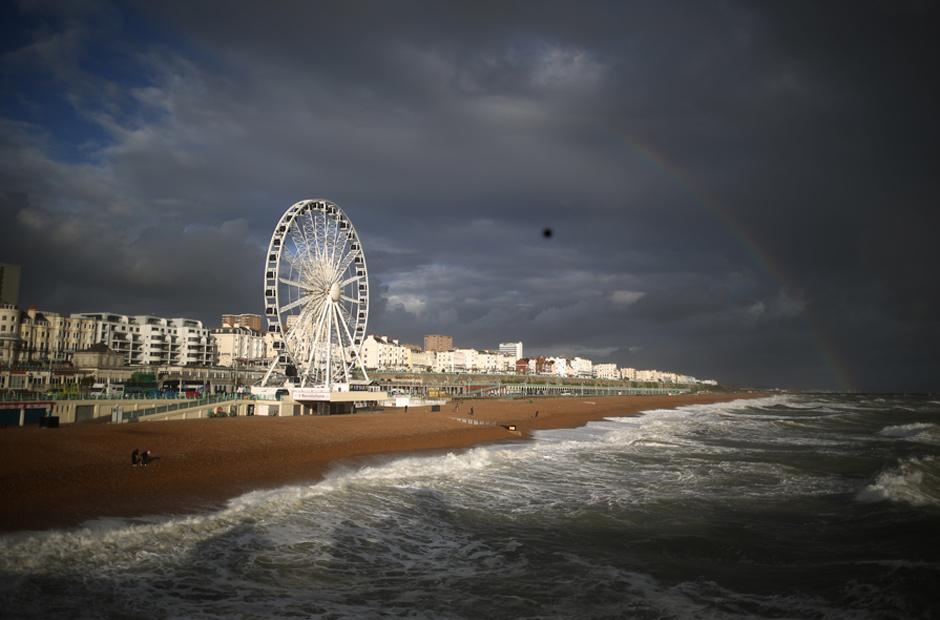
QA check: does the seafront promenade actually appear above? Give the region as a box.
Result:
[1,379,690,426]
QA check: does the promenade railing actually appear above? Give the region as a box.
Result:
[0,391,241,403]
[123,393,241,421]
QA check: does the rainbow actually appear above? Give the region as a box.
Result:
[627,141,855,391]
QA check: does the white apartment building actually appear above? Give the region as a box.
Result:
[433,350,456,373]
[498,341,523,361]
[635,369,663,382]
[74,313,214,366]
[593,363,619,380]
[429,348,514,374]
[620,367,637,381]
[213,326,267,367]
[477,350,515,374]
[406,347,435,372]
[547,356,570,377]
[570,356,594,378]
[361,335,409,370]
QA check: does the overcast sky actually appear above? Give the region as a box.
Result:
[1,1,938,391]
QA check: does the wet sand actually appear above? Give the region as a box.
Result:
[0,393,761,533]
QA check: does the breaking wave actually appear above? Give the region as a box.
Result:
[878,422,940,445]
[857,456,940,507]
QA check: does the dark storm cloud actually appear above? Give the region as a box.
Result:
[1,1,938,390]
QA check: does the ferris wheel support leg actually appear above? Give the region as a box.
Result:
[302,301,330,387]
[325,303,334,391]
[260,356,281,387]
[331,303,352,384]
[334,302,363,383]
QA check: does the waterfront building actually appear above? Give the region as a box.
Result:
[362,335,409,370]
[73,313,214,366]
[594,363,619,380]
[424,334,453,353]
[18,308,99,363]
[212,326,267,367]
[0,304,20,364]
[475,350,511,374]
[221,313,263,334]
[72,343,125,369]
[547,356,570,377]
[534,356,555,375]
[570,356,594,378]
[635,369,662,382]
[405,346,435,372]
[620,367,637,381]
[0,263,21,306]
[498,341,523,361]
[433,350,456,373]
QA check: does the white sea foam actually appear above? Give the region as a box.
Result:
[857,455,940,507]
[878,422,940,445]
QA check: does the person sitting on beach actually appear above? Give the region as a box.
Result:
[131,448,140,467]
[141,450,151,467]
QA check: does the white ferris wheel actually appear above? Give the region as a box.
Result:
[260,199,370,389]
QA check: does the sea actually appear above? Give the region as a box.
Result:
[1,394,939,619]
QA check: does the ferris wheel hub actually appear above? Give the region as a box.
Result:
[329,281,340,302]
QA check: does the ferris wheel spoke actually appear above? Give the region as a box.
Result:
[289,226,313,268]
[329,223,348,273]
[334,248,358,278]
[279,277,314,291]
[339,274,361,287]
[339,294,359,305]
[328,304,348,383]
[282,250,312,279]
[303,302,331,386]
[280,293,315,313]
[285,299,323,348]
[297,303,326,385]
[306,213,324,264]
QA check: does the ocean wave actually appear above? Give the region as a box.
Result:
[857,456,940,508]
[878,422,940,445]
[879,422,936,437]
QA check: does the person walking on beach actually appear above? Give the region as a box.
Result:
[141,450,151,467]
[534,410,539,419]
[131,448,140,467]
[470,407,474,416]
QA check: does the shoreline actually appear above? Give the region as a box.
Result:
[0,392,764,534]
